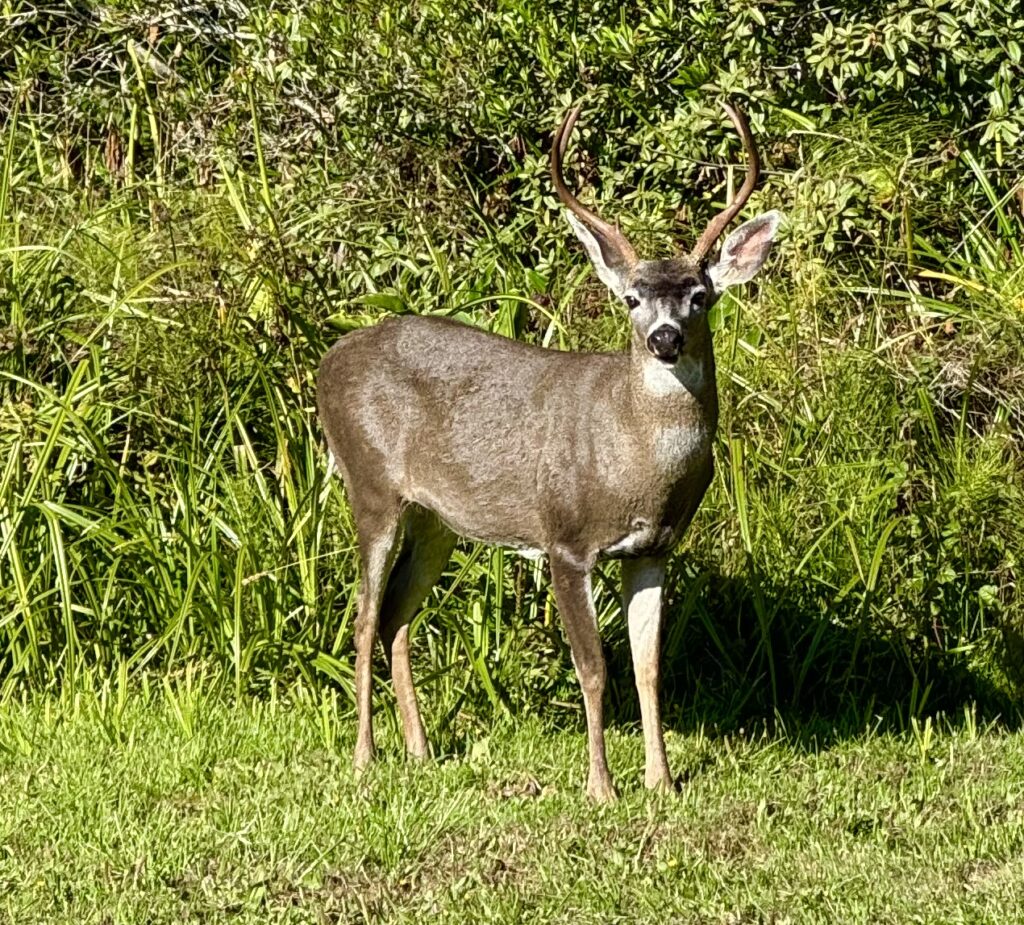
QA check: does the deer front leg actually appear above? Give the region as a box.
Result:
[549,552,616,802]
[621,556,673,791]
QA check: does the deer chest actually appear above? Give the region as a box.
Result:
[597,427,713,560]
[652,419,712,473]
[600,518,677,559]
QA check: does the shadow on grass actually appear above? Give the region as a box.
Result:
[408,554,1022,762]
[598,563,1023,748]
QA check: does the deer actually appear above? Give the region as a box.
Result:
[317,101,780,801]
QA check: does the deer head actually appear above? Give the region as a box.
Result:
[551,102,781,366]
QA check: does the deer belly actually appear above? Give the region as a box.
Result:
[600,518,676,559]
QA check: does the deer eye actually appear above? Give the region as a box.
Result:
[624,295,640,310]
[690,289,707,311]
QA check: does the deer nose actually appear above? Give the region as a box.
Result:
[646,325,683,362]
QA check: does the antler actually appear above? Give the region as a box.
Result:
[690,102,761,261]
[551,104,637,270]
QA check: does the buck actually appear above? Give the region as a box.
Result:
[318,102,780,800]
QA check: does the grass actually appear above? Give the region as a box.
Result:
[2,97,1022,723]
[1,683,1022,923]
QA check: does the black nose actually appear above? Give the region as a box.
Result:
[646,325,683,362]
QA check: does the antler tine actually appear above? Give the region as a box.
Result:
[550,104,637,269]
[690,102,761,261]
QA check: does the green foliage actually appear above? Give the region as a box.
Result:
[0,0,1022,724]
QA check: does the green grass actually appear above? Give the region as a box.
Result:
[1,685,1022,923]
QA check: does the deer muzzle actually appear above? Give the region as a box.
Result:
[646,324,683,363]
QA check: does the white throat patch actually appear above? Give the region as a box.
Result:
[642,354,705,397]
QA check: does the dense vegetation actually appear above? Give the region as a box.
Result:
[1,0,1023,732]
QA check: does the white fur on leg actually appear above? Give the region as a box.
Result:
[623,558,672,789]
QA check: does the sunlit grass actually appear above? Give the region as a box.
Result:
[0,681,1022,923]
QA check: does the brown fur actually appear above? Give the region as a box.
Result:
[318,292,716,799]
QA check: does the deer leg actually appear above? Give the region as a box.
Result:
[379,508,456,760]
[621,557,673,791]
[352,502,402,772]
[550,552,616,802]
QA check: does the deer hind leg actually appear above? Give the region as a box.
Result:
[378,506,456,760]
[351,496,403,772]
[549,551,617,802]
[621,556,673,791]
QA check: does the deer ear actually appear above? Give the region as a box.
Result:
[565,212,630,299]
[708,210,781,291]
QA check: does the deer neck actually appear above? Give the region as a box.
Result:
[628,332,716,414]
[624,332,719,473]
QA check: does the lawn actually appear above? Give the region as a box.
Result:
[2,687,1021,924]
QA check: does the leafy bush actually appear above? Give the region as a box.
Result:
[1,0,1021,725]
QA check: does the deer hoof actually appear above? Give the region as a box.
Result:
[587,776,619,803]
[353,744,376,774]
[644,771,677,794]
